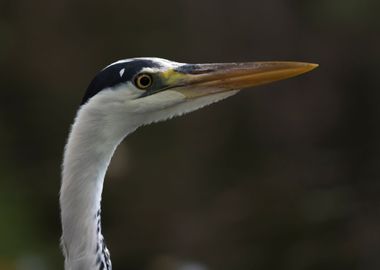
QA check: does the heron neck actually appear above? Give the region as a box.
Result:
[60,105,136,270]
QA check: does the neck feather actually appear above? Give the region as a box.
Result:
[60,105,135,270]
[59,89,238,270]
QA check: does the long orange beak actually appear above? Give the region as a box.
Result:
[162,61,318,98]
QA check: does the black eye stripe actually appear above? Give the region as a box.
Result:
[80,59,162,106]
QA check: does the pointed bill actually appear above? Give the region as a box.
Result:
[163,61,318,98]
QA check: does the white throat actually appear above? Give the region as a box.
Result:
[60,87,238,270]
[60,102,136,270]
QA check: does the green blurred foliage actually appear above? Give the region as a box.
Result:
[0,0,379,269]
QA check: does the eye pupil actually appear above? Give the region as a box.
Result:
[135,74,153,89]
[140,76,151,86]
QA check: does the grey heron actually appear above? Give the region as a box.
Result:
[60,57,317,270]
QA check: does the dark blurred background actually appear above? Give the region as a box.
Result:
[0,0,379,269]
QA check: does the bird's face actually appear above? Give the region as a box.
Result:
[80,57,317,130]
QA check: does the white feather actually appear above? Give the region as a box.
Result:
[60,59,239,270]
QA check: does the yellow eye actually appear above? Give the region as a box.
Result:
[134,73,153,89]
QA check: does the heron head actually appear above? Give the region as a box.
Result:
[79,57,317,130]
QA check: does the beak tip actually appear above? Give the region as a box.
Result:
[292,62,319,75]
[305,62,319,71]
